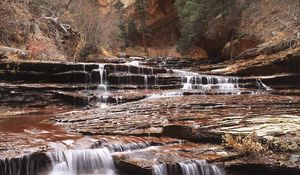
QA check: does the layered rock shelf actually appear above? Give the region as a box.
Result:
[0,59,299,175]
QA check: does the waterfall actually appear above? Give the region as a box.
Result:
[106,142,151,152]
[257,79,273,90]
[175,70,241,94]
[182,75,240,93]
[154,75,159,86]
[125,61,140,67]
[144,75,149,89]
[179,160,224,175]
[151,160,224,175]
[152,163,168,175]
[97,64,107,91]
[81,63,91,91]
[0,154,47,175]
[47,148,115,175]
[183,76,194,90]
[98,95,109,103]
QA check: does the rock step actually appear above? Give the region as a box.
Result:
[0,62,169,75]
[0,62,98,73]
[0,70,262,90]
[162,125,223,144]
[108,73,181,86]
[105,64,169,74]
[258,74,300,88]
[0,153,50,175]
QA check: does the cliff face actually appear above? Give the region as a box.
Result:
[122,0,182,57]
[1,0,299,61]
[124,0,299,59]
[143,0,179,47]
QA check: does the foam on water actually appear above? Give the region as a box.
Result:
[151,160,224,175]
[179,160,224,175]
[147,91,184,99]
[47,148,115,175]
[152,163,168,175]
[174,70,241,94]
[96,64,107,91]
[106,142,151,152]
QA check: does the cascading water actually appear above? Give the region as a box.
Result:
[105,142,151,152]
[82,63,91,91]
[175,70,241,94]
[257,79,273,90]
[97,64,107,91]
[47,148,115,175]
[94,64,110,107]
[0,154,48,175]
[147,91,184,99]
[154,75,159,86]
[183,76,194,90]
[151,160,224,175]
[179,160,224,175]
[152,163,168,175]
[144,75,149,89]
[125,61,140,67]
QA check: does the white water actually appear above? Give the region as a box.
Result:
[147,91,184,99]
[179,160,224,175]
[125,60,140,66]
[174,70,241,94]
[154,75,159,86]
[81,63,91,91]
[183,76,194,90]
[0,156,33,175]
[96,64,107,91]
[47,148,115,175]
[151,160,224,175]
[258,79,273,90]
[144,75,149,89]
[106,142,151,152]
[152,163,168,175]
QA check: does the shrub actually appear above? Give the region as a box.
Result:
[222,132,266,156]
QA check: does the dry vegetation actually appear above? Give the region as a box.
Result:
[222,132,266,156]
[0,0,124,61]
[238,0,300,44]
[0,0,299,61]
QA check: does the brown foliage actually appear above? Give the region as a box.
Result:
[223,132,266,156]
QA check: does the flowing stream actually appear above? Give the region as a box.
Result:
[0,59,285,175]
[47,148,115,175]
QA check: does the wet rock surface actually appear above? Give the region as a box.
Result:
[0,59,300,175]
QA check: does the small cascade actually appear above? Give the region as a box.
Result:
[150,67,154,75]
[94,64,109,107]
[125,61,140,67]
[82,63,91,91]
[183,76,193,90]
[179,160,224,175]
[98,95,109,108]
[175,70,241,94]
[47,148,115,175]
[257,79,273,90]
[106,142,151,152]
[144,75,149,89]
[154,75,159,86]
[148,91,184,99]
[151,160,224,175]
[0,154,48,175]
[96,64,107,91]
[152,163,168,175]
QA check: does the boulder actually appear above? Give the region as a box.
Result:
[221,36,261,59]
[162,125,223,144]
[0,46,30,60]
